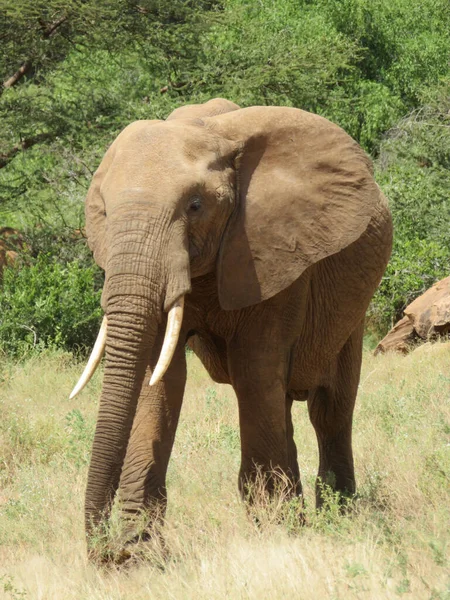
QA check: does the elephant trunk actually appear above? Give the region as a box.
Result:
[84,207,190,535]
[85,308,153,534]
[70,295,184,399]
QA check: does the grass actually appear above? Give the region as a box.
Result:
[0,343,449,599]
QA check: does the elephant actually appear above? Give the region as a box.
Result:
[71,97,393,557]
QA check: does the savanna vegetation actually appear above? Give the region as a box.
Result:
[0,0,449,352]
[1,347,449,598]
[0,0,449,597]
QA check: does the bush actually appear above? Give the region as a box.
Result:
[369,238,450,331]
[370,87,450,332]
[1,0,449,347]
[0,254,102,356]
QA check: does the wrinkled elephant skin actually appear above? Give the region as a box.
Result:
[77,97,393,559]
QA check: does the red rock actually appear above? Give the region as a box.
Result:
[375,276,450,354]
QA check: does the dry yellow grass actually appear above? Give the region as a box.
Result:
[0,342,449,599]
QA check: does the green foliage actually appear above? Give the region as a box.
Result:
[198,0,360,109]
[0,0,217,217]
[320,0,450,102]
[0,254,102,356]
[65,409,95,468]
[1,0,449,347]
[0,406,66,479]
[0,0,218,86]
[378,98,450,239]
[317,0,450,151]
[370,238,450,329]
[370,89,450,330]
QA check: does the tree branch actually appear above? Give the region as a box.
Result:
[0,133,52,169]
[2,61,33,89]
[40,15,68,39]
[2,15,68,91]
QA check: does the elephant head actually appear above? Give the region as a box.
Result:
[71,99,379,539]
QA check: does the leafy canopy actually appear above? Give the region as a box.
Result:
[0,0,449,352]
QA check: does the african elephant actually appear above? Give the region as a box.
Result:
[71,97,393,556]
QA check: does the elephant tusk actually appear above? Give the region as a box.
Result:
[69,316,107,399]
[149,296,184,386]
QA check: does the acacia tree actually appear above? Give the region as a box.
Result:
[0,0,217,213]
[0,0,218,88]
[0,0,449,351]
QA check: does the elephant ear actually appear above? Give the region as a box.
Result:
[212,107,379,310]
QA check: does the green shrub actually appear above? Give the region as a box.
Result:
[369,238,450,331]
[369,88,450,332]
[1,0,449,345]
[0,254,102,356]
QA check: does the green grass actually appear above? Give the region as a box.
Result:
[0,344,449,598]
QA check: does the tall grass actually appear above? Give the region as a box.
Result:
[0,343,449,599]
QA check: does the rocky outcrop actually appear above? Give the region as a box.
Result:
[375,276,450,354]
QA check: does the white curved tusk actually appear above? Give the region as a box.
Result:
[149,296,184,386]
[69,316,107,399]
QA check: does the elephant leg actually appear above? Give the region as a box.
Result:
[307,320,364,507]
[228,342,300,502]
[118,335,186,539]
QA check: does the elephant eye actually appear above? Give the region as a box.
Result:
[188,196,202,214]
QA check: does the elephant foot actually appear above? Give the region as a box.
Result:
[87,510,169,568]
[88,532,169,568]
[119,515,169,567]
[315,474,357,514]
[119,533,169,568]
[246,494,306,533]
[240,467,306,532]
